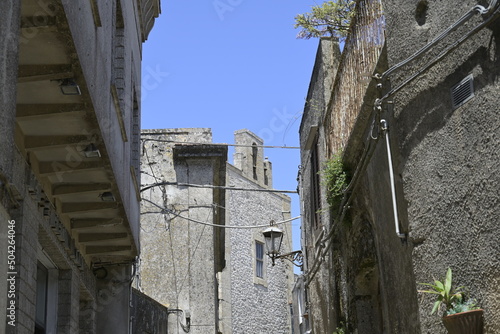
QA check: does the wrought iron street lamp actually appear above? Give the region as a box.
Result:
[262,221,303,268]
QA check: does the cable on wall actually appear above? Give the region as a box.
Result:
[374,0,500,106]
[305,0,500,286]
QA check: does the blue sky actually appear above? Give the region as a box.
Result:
[141,1,320,259]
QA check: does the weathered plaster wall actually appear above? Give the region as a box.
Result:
[382,0,500,332]
[301,2,499,333]
[95,266,132,334]
[298,38,341,334]
[131,288,168,334]
[140,128,225,334]
[299,18,417,334]
[141,129,295,334]
[344,139,420,333]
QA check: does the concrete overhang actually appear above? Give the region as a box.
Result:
[15,0,139,265]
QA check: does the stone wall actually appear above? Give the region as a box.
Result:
[0,3,20,331]
[298,38,341,334]
[0,0,159,332]
[299,1,500,333]
[140,129,295,334]
[0,148,98,334]
[221,130,294,334]
[140,128,226,334]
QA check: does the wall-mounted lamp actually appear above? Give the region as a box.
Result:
[99,192,115,202]
[82,143,101,158]
[93,267,108,279]
[262,221,303,268]
[59,78,81,95]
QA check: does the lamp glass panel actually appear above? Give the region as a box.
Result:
[264,229,283,255]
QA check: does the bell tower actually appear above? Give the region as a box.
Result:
[233,129,272,188]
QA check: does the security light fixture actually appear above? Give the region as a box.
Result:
[59,78,81,95]
[83,143,101,158]
[99,192,115,202]
[262,221,303,268]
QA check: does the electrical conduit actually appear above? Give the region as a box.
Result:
[380,119,405,239]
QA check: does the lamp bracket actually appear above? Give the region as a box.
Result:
[274,250,303,268]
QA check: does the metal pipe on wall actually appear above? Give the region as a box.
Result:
[380,119,406,239]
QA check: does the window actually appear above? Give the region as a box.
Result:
[35,251,58,334]
[255,241,264,278]
[35,262,48,334]
[253,238,267,286]
[252,143,258,180]
[310,138,321,229]
[264,164,269,186]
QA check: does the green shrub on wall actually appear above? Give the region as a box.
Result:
[320,151,349,217]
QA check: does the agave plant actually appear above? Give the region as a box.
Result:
[446,298,479,315]
[419,268,464,315]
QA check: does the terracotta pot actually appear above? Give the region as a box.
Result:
[442,309,483,334]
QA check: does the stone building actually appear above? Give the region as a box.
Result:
[140,128,295,334]
[221,129,295,334]
[298,0,499,333]
[0,1,159,333]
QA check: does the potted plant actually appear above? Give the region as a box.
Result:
[419,268,484,334]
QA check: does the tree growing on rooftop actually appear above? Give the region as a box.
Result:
[294,1,355,40]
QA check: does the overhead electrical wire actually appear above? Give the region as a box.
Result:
[141,138,300,149]
[140,181,298,194]
[141,198,301,229]
[282,109,304,146]
[175,213,300,229]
